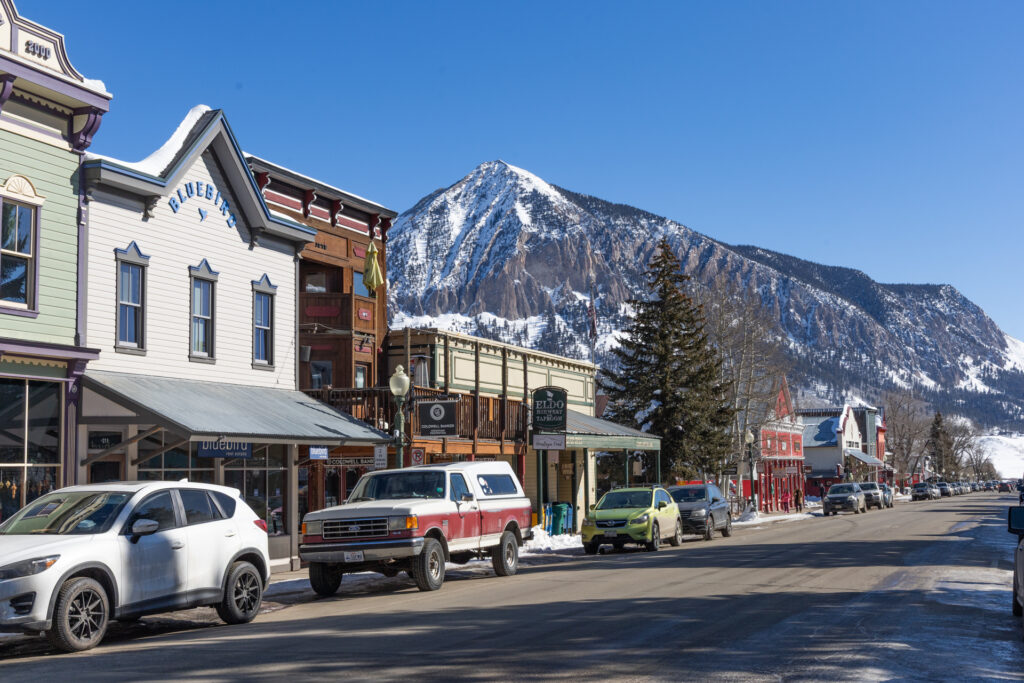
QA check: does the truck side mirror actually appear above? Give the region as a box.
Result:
[461,493,475,502]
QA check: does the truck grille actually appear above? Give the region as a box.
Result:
[322,517,389,540]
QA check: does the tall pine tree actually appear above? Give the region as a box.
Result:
[602,238,735,480]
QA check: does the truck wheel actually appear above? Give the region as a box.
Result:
[217,561,263,625]
[46,576,110,652]
[309,562,342,596]
[412,537,445,591]
[491,530,519,576]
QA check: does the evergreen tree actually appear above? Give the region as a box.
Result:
[601,238,735,480]
[925,412,954,479]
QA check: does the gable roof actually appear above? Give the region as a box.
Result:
[81,105,314,245]
[800,415,840,448]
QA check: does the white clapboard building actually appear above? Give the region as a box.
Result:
[77,105,388,568]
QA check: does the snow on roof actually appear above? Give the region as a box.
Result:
[245,152,393,214]
[83,104,212,176]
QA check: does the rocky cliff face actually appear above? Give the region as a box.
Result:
[387,161,1024,428]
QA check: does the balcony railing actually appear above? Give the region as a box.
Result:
[300,292,378,331]
[304,385,526,442]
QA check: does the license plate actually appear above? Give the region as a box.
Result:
[343,551,364,563]
[604,530,618,538]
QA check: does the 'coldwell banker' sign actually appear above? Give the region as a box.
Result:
[418,401,458,437]
[532,386,567,432]
[197,441,252,459]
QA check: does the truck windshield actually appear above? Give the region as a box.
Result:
[348,471,446,501]
[0,491,131,535]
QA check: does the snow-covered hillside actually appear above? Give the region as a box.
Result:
[979,435,1024,479]
[387,160,1024,429]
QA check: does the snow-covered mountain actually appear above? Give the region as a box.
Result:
[387,160,1024,429]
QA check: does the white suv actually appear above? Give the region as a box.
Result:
[0,481,270,652]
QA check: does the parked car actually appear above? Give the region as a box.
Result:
[911,483,934,501]
[1007,506,1024,619]
[879,484,895,508]
[999,481,1013,493]
[859,482,885,510]
[0,481,269,652]
[667,483,733,540]
[823,483,867,515]
[938,482,952,497]
[300,461,532,594]
[582,486,682,553]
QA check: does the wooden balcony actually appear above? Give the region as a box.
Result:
[300,292,378,331]
[304,385,526,443]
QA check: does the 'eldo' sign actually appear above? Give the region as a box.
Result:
[532,386,567,433]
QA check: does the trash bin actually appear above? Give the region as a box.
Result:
[557,503,572,534]
[548,504,565,536]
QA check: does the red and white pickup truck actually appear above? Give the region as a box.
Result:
[299,461,533,593]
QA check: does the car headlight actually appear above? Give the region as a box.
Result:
[0,555,59,581]
[690,509,707,517]
[582,517,594,527]
[302,520,322,536]
[389,515,418,531]
[630,513,650,525]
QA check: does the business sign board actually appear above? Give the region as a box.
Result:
[722,465,738,475]
[197,441,252,459]
[533,433,566,450]
[532,386,568,433]
[309,445,330,461]
[374,444,388,470]
[418,401,458,437]
[88,432,122,450]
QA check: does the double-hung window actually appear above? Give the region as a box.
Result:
[252,274,276,368]
[0,175,45,314]
[114,242,149,352]
[189,260,218,361]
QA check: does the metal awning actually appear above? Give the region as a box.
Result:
[844,448,883,467]
[562,410,661,450]
[84,370,389,445]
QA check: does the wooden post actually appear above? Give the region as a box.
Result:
[471,340,480,461]
[442,333,450,457]
[500,347,508,450]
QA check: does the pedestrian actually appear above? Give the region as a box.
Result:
[818,483,825,499]
[781,489,791,513]
[794,487,804,513]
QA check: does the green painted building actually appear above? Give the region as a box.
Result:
[0,0,110,519]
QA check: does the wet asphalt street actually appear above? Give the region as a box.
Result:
[1,492,1022,681]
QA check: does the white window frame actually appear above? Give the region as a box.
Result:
[114,242,149,354]
[0,175,45,316]
[189,260,218,363]
[252,274,277,369]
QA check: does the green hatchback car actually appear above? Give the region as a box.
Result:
[581,486,683,554]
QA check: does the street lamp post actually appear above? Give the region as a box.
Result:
[745,429,756,511]
[389,365,411,469]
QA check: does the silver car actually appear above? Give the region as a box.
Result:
[859,482,885,510]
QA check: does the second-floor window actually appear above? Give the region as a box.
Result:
[0,200,35,309]
[253,292,272,365]
[191,279,213,356]
[118,263,144,346]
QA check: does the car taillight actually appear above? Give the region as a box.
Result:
[254,519,268,532]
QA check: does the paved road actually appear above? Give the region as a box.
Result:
[2,493,1022,681]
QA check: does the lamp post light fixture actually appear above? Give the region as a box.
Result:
[389,365,411,469]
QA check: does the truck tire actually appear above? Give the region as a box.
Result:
[309,562,342,596]
[491,530,519,576]
[46,576,110,652]
[217,561,263,625]
[412,537,445,591]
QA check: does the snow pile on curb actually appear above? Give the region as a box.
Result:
[734,511,819,527]
[523,526,581,553]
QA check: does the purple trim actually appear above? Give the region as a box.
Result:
[70,107,103,152]
[0,370,74,382]
[0,305,39,318]
[0,55,109,111]
[0,74,15,111]
[0,337,101,361]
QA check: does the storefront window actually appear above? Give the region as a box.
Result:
[136,432,213,482]
[225,445,287,536]
[0,378,61,517]
[310,361,332,389]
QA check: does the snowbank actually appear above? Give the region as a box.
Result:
[523,526,582,553]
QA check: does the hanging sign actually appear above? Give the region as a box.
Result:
[198,441,252,459]
[533,433,565,450]
[374,444,388,470]
[418,401,458,437]
[532,386,567,433]
[309,445,330,461]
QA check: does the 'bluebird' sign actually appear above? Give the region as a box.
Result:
[197,441,252,459]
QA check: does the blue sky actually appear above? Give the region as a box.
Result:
[24,1,1024,337]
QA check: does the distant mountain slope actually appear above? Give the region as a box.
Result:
[387,160,1024,429]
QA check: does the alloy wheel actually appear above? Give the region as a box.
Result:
[233,571,261,615]
[68,588,105,643]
